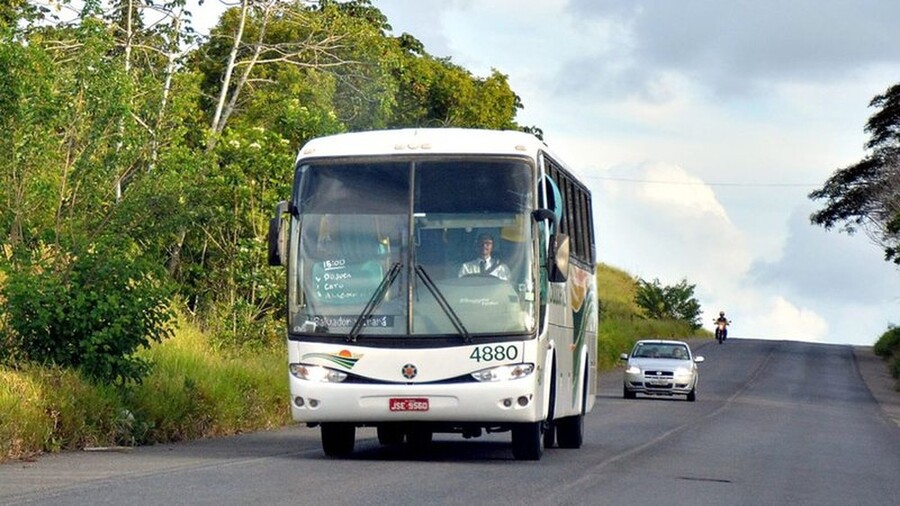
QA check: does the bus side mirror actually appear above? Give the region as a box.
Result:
[549,233,569,283]
[531,208,569,282]
[268,200,290,266]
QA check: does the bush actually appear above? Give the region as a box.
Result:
[1,240,175,384]
[890,358,900,380]
[873,325,900,359]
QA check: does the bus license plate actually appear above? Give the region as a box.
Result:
[389,398,429,412]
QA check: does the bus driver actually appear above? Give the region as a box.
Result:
[458,233,510,281]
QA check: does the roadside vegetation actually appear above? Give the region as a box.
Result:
[597,264,709,370]
[873,326,900,390]
[1,317,289,462]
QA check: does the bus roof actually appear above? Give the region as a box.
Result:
[295,128,550,161]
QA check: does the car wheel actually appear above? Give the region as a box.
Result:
[623,386,637,399]
[687,387,696,402]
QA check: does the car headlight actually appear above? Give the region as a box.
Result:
[674,367,691,377]
[471,363,535,382]
[290,363,348,383]
[625,366,642,375]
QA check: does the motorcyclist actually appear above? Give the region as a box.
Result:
[714,311,730,340]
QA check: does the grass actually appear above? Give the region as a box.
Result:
[1,262,709,462]
[0,317,289,462]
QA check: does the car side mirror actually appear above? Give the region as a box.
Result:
[619,353,629,361]
[694,356,705,363]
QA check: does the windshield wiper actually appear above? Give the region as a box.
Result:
[415,265,471,343]
[347,262,402,342]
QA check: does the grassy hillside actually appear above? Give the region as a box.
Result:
[596,263,710,370]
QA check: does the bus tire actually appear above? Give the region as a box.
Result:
[556,414,583,449]
[377,424,405,445]
[321,423,355,457]
[557,366,588,448]
[543,422,556,449]
[405,428,433,447]
[511,422,544,461]
[543,362,557,449]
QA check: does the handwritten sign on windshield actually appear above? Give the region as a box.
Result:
[312,259,383,304]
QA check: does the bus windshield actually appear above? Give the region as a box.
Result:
[288,158,536,339]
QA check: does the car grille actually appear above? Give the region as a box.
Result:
[643,382,673,389]
[643,370,673,378]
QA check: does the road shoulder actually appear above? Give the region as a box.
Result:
[854,346,900,429]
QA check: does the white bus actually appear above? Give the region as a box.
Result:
[268,128,597,460]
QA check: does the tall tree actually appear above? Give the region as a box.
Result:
[810,82,900,264]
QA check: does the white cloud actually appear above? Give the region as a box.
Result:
[594,163,751,294]
[637,164,730,222]
[732,296,829,342]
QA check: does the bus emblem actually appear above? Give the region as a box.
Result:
[401,364,418,379]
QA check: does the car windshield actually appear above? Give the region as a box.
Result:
[287,157,536,339]
[632,343,690,360]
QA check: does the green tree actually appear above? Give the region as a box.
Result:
[0,10,180,382]
[634,278,703,330]
[810,82,900,264]
[175,0,525,346]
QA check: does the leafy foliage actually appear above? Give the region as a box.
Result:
[873,326,900,386]
[810,82,900,264]
[1,240,174,384]
[633,278,703,330]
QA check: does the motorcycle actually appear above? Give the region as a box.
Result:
[714,319,730,344]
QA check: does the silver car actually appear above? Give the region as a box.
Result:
[620,340,704,402]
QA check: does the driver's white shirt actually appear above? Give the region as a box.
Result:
[458,257,510,280]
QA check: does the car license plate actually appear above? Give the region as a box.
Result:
[389,398,429,412]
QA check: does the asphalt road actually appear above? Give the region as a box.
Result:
[2,339,899,505]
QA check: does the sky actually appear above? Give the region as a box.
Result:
[189,0,900,345]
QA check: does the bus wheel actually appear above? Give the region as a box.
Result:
[377,424,405,445]
[557,369,587,449]
[405,428,433,447]
[511,422,544,461]
[543,422,556,449]
[321,423,355,457]
[555,414,583,448]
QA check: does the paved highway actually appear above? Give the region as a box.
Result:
[2,339,899,505]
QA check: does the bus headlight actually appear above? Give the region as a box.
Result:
[471,363,535,382]
[290,363,348,383]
